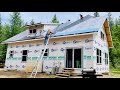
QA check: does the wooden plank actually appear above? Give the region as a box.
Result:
[55,76,68,78]
[57,72,70,75]
[56,74,70,77]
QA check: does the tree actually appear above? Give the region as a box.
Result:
[25,22,28,26]
[0,16,10,63]
[51,14,59,23]
[0,14,2,30]
[94,12,100,17]
[9,12,26,37]
[107,12,115,68]
[0,12,26,63]
[0,24,10,62]
[0,14,2,39]
[30,19,35,25]
[0,13,3,61]
[109,16,120,69]
[107,12,114,32]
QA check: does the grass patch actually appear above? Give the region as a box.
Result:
[110,68,120,78]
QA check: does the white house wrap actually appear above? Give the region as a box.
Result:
[2,15,113,74]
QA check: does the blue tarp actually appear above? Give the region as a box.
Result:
[52,28,99,37]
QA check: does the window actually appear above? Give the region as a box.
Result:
[33,29,36,33]
[29,30,32,33]
[101,31,104,40]
[105,53,108,65]
[29,29,36,34]
[42,49,49,56]
[101,32,102,39]
[22,50,28,62]
[103,33,104,40]
[9,51,14,58]
[96,48,102,64]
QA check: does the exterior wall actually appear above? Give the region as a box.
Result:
[4,34,94,73]
[43,24,58,30]
[93,25,109,73]
[28,25,44,30]
[27,24,58,37]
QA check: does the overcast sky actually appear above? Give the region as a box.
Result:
[0,12,120,25]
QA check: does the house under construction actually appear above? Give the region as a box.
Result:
[2,15,113,75]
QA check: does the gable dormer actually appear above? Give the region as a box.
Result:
[26,24,44,38]
[26,23,59,38]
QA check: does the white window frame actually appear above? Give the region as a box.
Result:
[42,49,49,56]
[96,48,102,64]
[29,29,37,34]
[101,31,104,40]
[105,53,108,65]
[9,51,14,58]
[22,50,28,62]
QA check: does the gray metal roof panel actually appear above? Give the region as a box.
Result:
[2,16,107,44]
[56,15,93,32]
[2,30,28,43]
[52,16,107,37]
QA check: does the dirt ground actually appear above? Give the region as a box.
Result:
[0,68,56,78]
[0,68,118,78]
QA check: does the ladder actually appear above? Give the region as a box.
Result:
[30,34,51,78]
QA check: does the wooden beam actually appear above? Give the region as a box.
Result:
[105,27,109,28]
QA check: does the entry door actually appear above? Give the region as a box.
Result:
[74,49,81,68]
[66,48,81,68]
[66,49,73,68]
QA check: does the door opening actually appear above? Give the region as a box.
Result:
[66,49,73,68]
[74,49,81,68]
[66,48,81,68]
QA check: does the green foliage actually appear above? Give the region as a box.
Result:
[108,13,120,69]
[107,12,114,34]
[51,14,59,23]
[9,12,26,37]
[0,12,26,63]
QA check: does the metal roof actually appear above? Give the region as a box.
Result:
[2,30,28,43]
[52,28,98,37]
[54,15,93,33]
[2,15,112,48]
[52,16,107,36]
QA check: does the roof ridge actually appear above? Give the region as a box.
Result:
[55,15,93,32]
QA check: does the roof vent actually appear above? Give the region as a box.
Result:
[68,20,70,21]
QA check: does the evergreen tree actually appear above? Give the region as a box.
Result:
[25,22,28,26]
[0,14,2,30]
[108,12,116,68]
[0,13,3,61]
[51,14,59,23]
[107,12,114,32]
[0,12,26,63]
[0,24,10,62]
[30,19,35,25]
[109,16,120,69]
[9,12,25,37]
[94,12,100,17]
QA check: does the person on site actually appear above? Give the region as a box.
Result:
[44,29,53,45]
